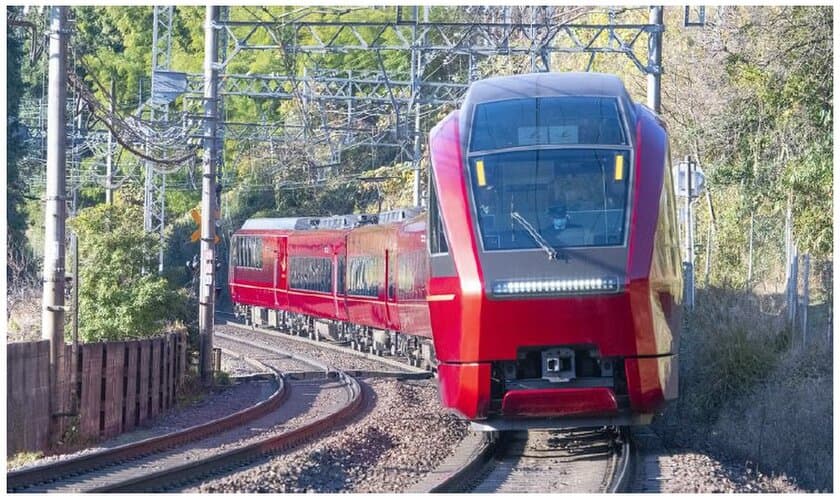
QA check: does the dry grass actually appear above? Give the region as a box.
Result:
[6,287,42,343]
[7,451,44,469]
[655,286,833,491]
[713,337,832,491]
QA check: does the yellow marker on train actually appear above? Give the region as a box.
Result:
[476,159,487,186]
[614,154,624,181]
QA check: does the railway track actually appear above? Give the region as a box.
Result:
[8,334,363,493]
[427,427,631,493]
[220,317,632,494]
[215,312,433,376]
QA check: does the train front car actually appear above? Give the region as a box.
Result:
[427,72,682,429]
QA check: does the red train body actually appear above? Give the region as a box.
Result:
[229,73,682,430]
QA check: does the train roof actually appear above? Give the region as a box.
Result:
[239,207,424,233]
[240,218,303,230]
[463,72,631,103]
[459,72,639,150]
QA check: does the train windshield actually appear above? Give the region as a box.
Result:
[470,96,628,151]
[469,148,631,250]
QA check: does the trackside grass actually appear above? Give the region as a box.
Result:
[654,286,832,491]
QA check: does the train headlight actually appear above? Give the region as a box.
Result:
[491,277,619,296]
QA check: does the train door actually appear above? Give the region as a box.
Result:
[275,236,288,309]
[332,249,340,318]
[385,249,397,330]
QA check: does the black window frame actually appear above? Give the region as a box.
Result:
[428,171,449,255]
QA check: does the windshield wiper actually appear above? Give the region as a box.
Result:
[510,211,567,262]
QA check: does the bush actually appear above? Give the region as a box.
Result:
[69,203,190,341]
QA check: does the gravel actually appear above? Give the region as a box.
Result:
[215,322,411,373]
[24,375,350,493]
[472,429,617,493]
[216,334,319,373]
[653,451,803,493]
[9,377,274,472]
[633,427,804,493]
[190,377,469,493]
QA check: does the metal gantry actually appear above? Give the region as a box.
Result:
[144,5,174,273]
[206,6,665,204]
[133,7,665,205]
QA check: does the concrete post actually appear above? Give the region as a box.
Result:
[802,254,810,344]
[199,6,219,386]
[42,5,68,434]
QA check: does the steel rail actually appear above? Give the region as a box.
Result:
[9,337,364,493]
[428,427,632,493]
[93,366,363,492]
[217,315,432,377]
[7,355,286,492]
[421,432,499,493]
[605,426,633,493]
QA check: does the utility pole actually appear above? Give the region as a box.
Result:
[105,77,115,204]
[410,6,425,207]
[684,155,695,309]
[70,92,83,357]
[647,6,663,113]
[42,5,68,435]
[199,6,219,386]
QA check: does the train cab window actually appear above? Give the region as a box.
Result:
[468,95,631,251]
[289,257,332,293]
[470,96,628,152]
[470,148,631,250]
[428,173,449,254]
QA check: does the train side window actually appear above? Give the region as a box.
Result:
[347,255,383,297]
[429,172,449,254]
[230,236,238,267]
[240,237,263,269]
[337,255,346,295]
[397,250,424,300]
[231,236,239,267]
[387,252,396,299]
[289,256,332,293]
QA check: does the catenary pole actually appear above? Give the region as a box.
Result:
[199,6,219,386]
[106,77,115,204]
[647,6,663,113]
[42,5,68,436]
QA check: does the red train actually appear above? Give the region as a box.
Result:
[229,72,682,430]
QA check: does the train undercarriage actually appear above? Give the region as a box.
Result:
[233,304,437,371]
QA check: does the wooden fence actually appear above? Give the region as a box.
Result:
[7,332,189,456]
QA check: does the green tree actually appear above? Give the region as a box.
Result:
[7,11,35,287]
[69,202,189,342]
